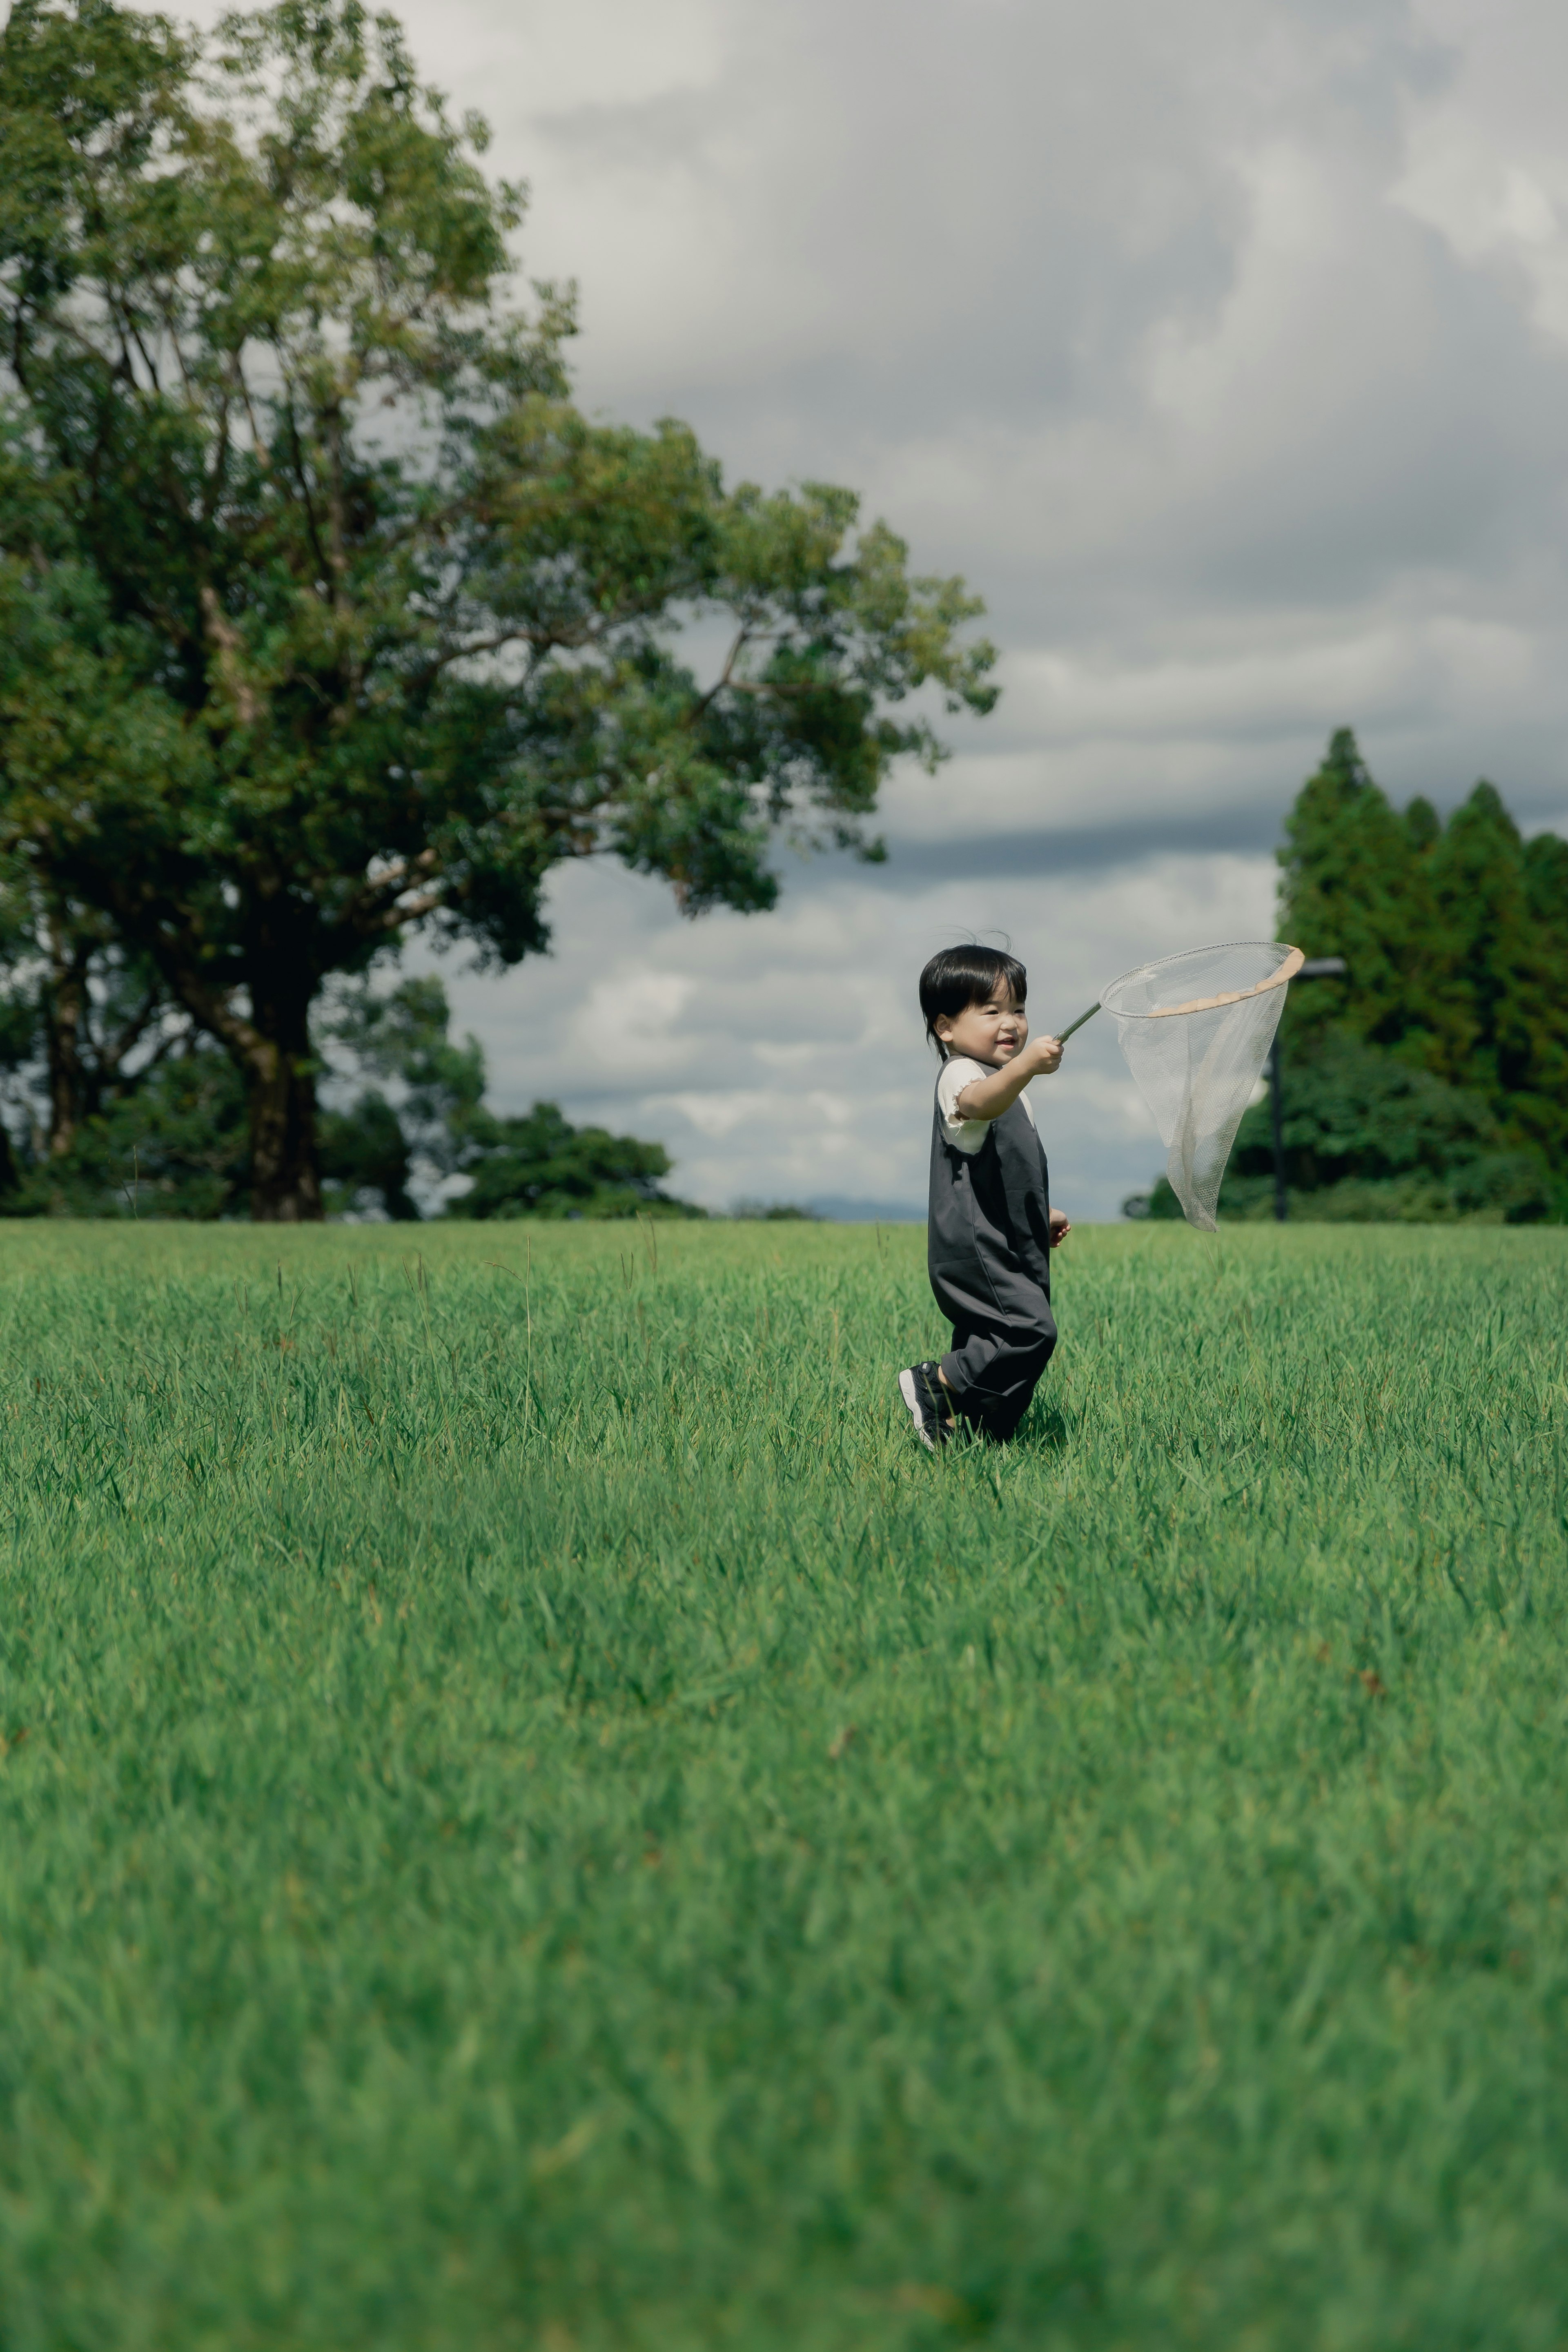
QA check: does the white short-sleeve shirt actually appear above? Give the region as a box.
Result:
[936,1055,1038,1157]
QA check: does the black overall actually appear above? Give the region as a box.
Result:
[928,1081,1057,1442]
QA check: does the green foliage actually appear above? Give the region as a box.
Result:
[1133,1032,1557,1224]
[0,1221,1566,2346]
[1524,827,1568,935]
[3,1034,248,1216]
[313,973,698,1221]
[0,0,995,1216]
[318,1089,417,1222]
[1275,731,1568,1173]
[0,961,701,1224]
[449,1098,700,1220]
[325,976,487,1167]
[1138,730,1568,1222]
[0,853,189,1188]
[1232,1033,1553,1221]
[317,973,485,1217]
[1277,729,1430,1054]
[1423,785,1568,1163]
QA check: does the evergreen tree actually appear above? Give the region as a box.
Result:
[1276,728,1428,1055]
[1217,1035,1548,1223]
[1262,730,1568,1219]
[1523,831,1568,1153]
[1129,1032,1553,1225]
[1423,784,1568,1162]
[1130,729,1568,1223]
[1524,829,1568,938]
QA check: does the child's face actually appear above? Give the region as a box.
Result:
[934,984,1029,1067]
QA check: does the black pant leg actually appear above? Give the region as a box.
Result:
[940,1309,1056,1442]
[931,1248,1057,1442]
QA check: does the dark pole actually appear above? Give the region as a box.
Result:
[1271,957,1348,1227]
[1270,1033,1287,1223]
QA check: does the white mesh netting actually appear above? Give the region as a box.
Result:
[1100,942,1302,1231]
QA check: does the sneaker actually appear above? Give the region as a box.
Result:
[898,1361,951,1451]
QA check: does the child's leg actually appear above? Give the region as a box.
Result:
[965,1329,1054,1440]
[940,1306,1056,1442]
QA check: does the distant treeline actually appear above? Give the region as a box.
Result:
[1133,729,1568,1222]
[0,960,700,1222]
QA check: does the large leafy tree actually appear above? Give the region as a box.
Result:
[0,0,996,1218]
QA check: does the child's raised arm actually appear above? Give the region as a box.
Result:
[954,1033,1064,1124]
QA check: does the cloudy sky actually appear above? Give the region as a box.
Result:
[183,0,1568,1211]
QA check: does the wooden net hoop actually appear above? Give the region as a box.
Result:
[1103,944,1303,1021]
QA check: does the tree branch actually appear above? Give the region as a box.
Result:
[276,372,331,588]
[106,1015,187,1100]
[411,627,530,684]
[689,626,751,722]
[161,961,267,1070]
[96,985,164,1083]
[234,357,272,472]
[340,846,441,929]
[199,586,261,724]
[377,887,445,930]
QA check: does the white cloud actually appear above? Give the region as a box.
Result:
[136,0,1568,1215]
[432,844,1278,1219]
[1396,0,1568,345]
[568,970,693,1074]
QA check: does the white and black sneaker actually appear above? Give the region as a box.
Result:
[898,1361,951,1451]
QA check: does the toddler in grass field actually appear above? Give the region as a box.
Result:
[899,946,1070,1450]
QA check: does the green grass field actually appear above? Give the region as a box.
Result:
[1,1218,1566,2350]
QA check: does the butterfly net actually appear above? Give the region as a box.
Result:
[1100,942,1302,1231]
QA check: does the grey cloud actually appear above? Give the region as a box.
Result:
[131,0,1568,1217]
[468,0,1568,815]
[857,812,1285,886]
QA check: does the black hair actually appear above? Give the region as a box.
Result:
[919,944,1027,1056]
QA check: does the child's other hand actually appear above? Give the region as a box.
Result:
[1031,1035,1064,1075]
[1049,1207,1071,1247]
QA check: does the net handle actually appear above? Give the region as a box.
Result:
[1136,944,1303,1021]
[1055,1001,1101,1043]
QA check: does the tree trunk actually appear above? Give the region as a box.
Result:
[45,916,88,1157]
[245,1017,324,1222]
[159,945,326,1221]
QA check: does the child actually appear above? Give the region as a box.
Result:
[899,945,1070,1449]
